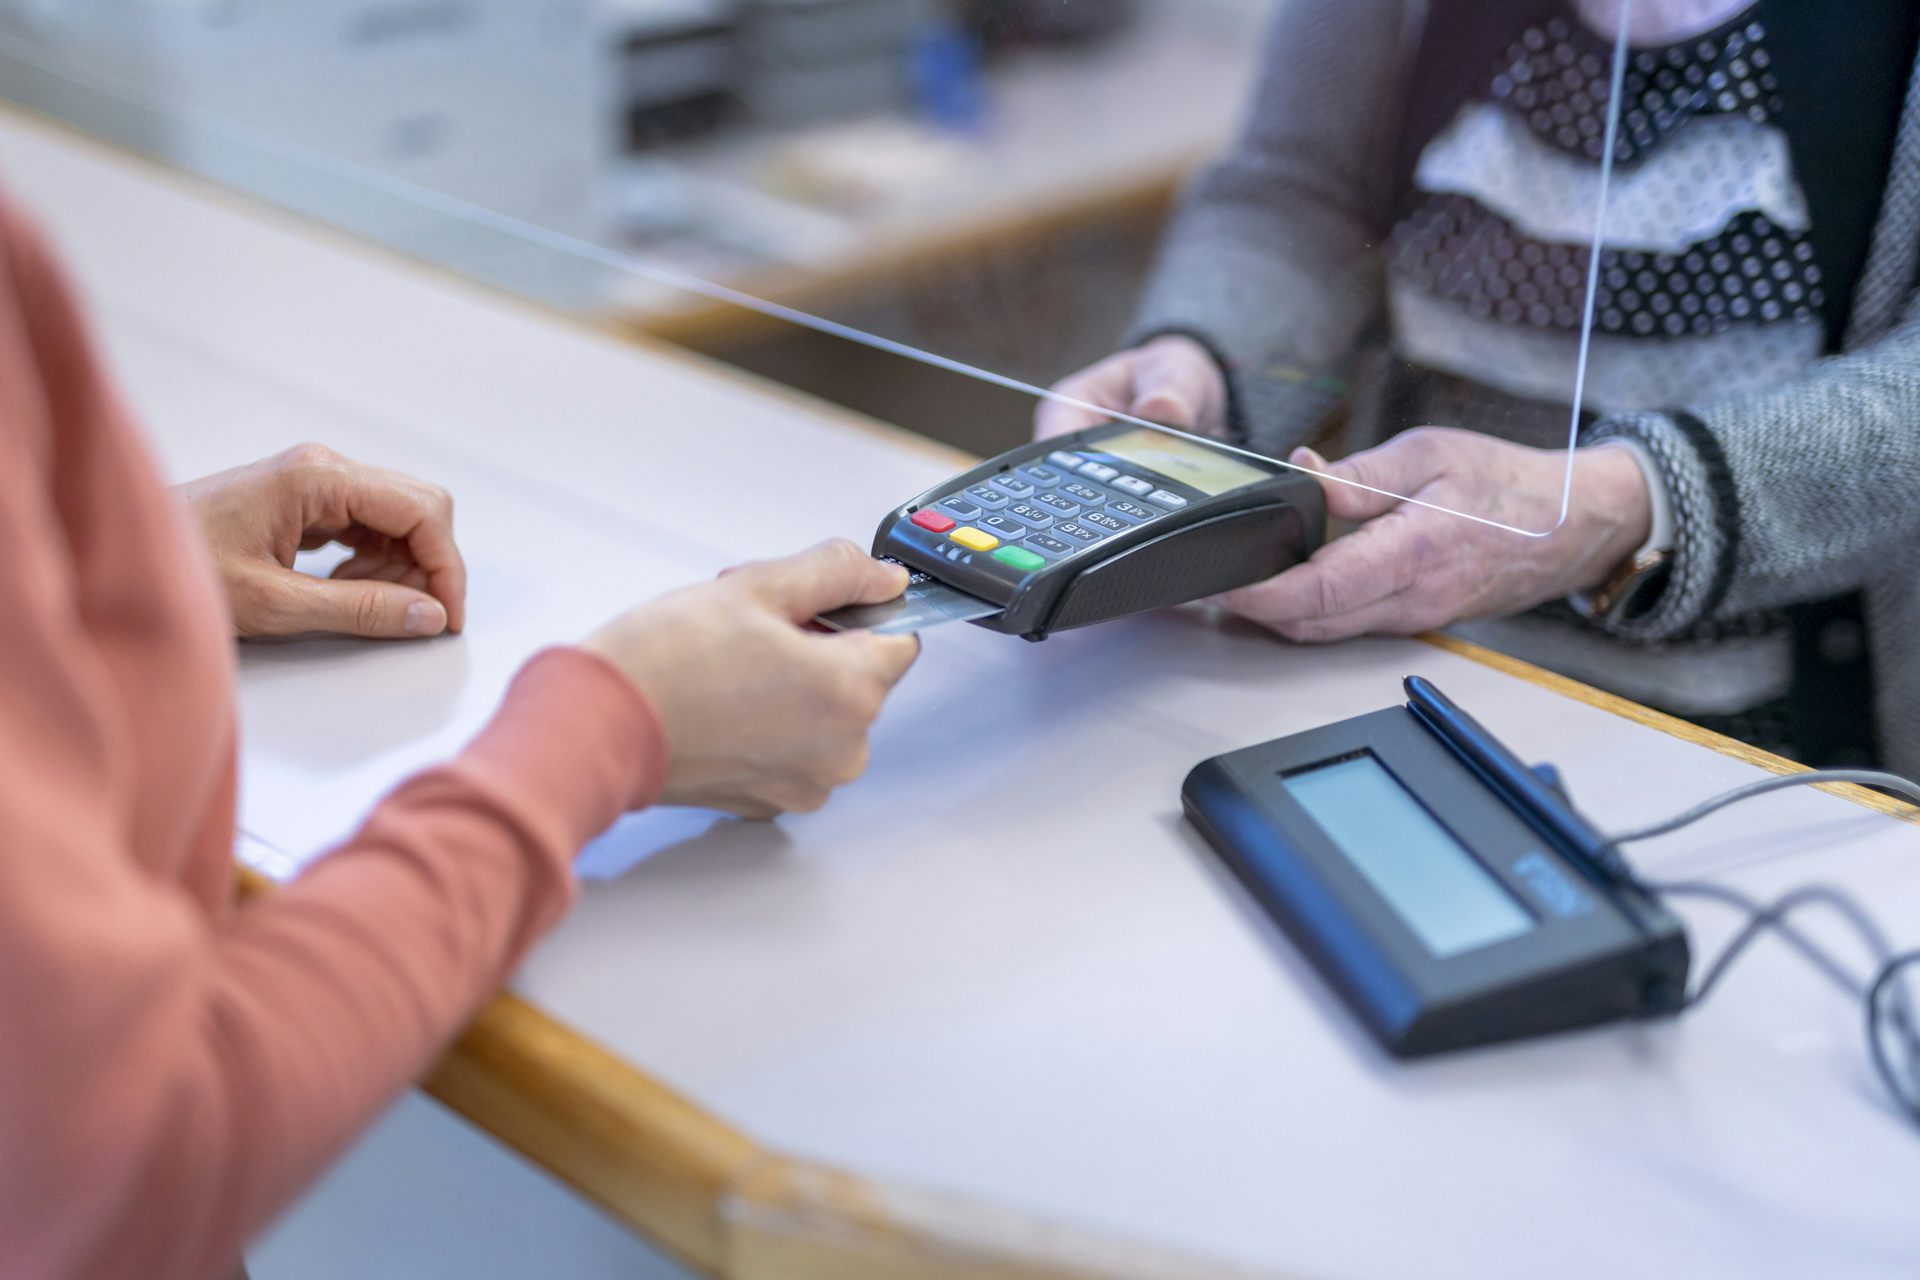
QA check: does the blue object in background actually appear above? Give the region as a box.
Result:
[909,20,988,133]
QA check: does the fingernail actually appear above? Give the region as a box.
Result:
[405,601,444,636]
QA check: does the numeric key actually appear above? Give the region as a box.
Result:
[1060,481,1106,506]
[1005,502,1056,529]
[1108,499,1161,521]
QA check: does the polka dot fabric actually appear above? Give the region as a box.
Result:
[1391,195,1825,337]
[1415,103,1810,256]
[1386,0,1829,411]
[1491,11,1783,165]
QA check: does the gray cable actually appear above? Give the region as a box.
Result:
[1602,769,1920,850]
[1597,768,1920,1127]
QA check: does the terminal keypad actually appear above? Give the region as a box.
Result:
[912,453,1184,575]
[979,513,1027,541]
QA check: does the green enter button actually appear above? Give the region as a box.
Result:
[993,545,1046,572]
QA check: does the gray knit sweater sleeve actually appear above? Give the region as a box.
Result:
[1125,0,1415,451]
[1583,304,1920,640]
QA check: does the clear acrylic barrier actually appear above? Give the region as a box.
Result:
[0,0,1651,536]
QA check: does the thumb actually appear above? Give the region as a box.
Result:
[736,539,910,622]
[1129,366,1205,430]
[1129,339,1224,430]
[265,571,449,638]
[1130,383,1197,428]
[1297,444,1415,523]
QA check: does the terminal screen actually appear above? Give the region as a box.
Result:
[1098,429,1272,496]
[1282,753,1535,958]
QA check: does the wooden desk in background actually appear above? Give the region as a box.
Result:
[5,108,1918,1280]
[599,4,1263,350]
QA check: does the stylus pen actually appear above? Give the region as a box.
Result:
[1402,675,1628,882]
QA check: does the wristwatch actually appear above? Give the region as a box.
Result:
[1569,440,1674,625]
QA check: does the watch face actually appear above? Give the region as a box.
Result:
[1616,553,1673,622]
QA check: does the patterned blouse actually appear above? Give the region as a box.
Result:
[1385,2,1822,416]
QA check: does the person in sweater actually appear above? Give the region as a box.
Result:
[0,188,920,1280]
[1039,0,1920,773]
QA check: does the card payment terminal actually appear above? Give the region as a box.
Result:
[1185,676,1691,1057]
[848,421,1326,640]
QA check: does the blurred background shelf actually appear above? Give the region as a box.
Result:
[0,0,1269,457]
[602,0,1265,454]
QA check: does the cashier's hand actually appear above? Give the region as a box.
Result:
[1034,334,1229,439]
[585,540,920,819]
[178,444,467,640]
[1220,431,1651,641]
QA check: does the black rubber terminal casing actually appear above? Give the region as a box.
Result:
[1182,705,1691,1057]
[871,421,1327,641]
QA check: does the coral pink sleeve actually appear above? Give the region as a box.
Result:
[0,634,666,1280]
[0,190,669,1280]
[180,648,669,1266]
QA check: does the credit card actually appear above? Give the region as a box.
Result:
[816,565,1001,635]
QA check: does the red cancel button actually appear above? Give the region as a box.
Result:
[911,509,957,534]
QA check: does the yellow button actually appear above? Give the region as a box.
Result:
[949,526,998,551]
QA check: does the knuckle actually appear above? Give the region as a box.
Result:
[1306,570,1344,618]
[769,779,830,814]
[823,536,865,567]
[1397,427,1439,464]
[277,442,337,473]
[1403,530,1442,584]
[832,742,871,786]
[351,590,387,635]
[232,573,291,633]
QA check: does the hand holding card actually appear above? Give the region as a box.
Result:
[815,561,1002,635]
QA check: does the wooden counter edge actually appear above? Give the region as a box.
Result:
[1422,632,1920,823]
[231,628,1914,1280]
[234,869,1283,1280]
[600,156,1196,350]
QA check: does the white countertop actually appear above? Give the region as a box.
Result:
[6,109,1917,1280]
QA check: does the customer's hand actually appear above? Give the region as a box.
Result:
[585,539,921,818]
[1220,430,1651,642]
[178,444,467,639]
[1034,334,1228,439]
